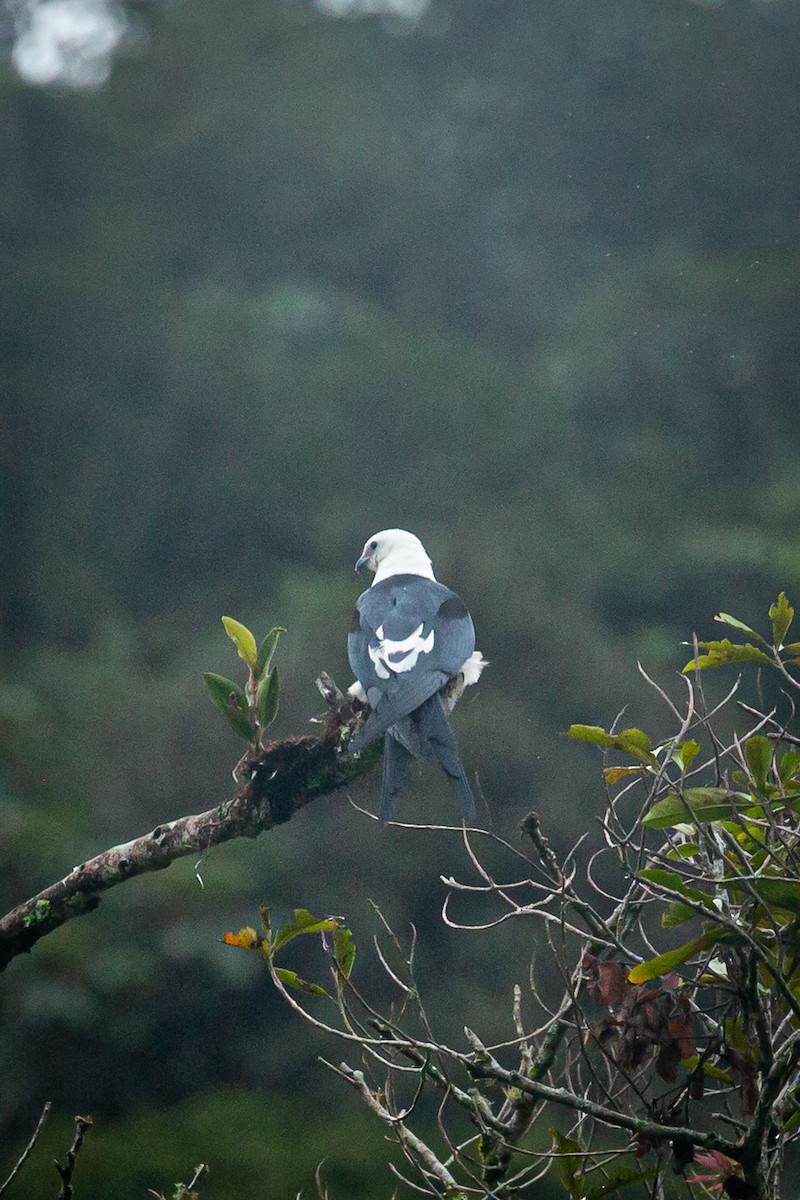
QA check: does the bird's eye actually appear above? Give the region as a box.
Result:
[369,541,377,551]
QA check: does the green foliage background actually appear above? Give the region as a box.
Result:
[2,0,800,1194]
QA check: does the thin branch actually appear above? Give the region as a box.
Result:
[185,1163,209,1193]
[460,1032,740,1159]
[0,1101,52,1197]
[323,1061,470,1200]
[55,1116,92,1200]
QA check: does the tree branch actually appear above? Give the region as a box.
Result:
[325,1060,469,1200]
[461,1030,741,1160]
[0,691,378,972]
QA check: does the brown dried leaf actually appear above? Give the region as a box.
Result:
[668,1017,696,1060]
[656,1039,681,1083]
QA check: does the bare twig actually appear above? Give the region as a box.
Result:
[55,1115,92,1200]
[0,1101,52,1197]
[322,1061,469,1200]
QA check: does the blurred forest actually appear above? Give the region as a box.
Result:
[2,0,800,1194]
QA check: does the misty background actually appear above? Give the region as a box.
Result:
[2,0,800,1194]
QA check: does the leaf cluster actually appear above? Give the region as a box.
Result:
[203,620,285,749]
[223,906,354,998]
[682,591,798,673]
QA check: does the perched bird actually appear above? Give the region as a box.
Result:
[347,529,486,822]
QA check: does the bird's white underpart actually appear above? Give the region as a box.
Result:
[443,650,488,711]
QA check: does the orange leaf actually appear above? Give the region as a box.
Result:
[223,926,266,954]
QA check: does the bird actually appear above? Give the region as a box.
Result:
[347,528,486,823]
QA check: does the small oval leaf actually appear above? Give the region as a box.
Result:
[256,668,280,728]
[715,612,760,637]
[779,751,800,786]
[203,672,254,742]
[274,967,327,996]
[603,765,645,786]
[745,735,771,794]
[628,934,715,985]
[270,909,340,956]
[662,902,695,928]
[566,724,616,747]
[254,627,286,681]
[221,616,258,666]
[334,927,356,980]
[617,728,651,754]
[643,787,745,829]
[678,739,701,770]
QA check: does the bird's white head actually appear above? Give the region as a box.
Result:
[355,529,436,585]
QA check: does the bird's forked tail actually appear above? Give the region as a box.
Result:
[412,693,475,820]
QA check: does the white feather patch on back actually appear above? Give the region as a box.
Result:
[368,623,435,680]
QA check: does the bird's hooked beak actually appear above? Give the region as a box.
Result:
[355,552,372,574]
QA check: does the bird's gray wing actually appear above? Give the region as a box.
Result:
[349,669,450,752]
[348,573,475,753]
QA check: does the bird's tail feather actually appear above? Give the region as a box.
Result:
[414,694,475,819]
[380,733,413,823]
[389,715,431,761]
[350,671,448,753]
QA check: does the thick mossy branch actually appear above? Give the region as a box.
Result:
[0,690,378,972]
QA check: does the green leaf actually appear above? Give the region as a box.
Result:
[567,724,616,747]
[643,787,746,829]
[202,672,254,743]
[627,933,716,985]
[683,639,771,673]
[549,1129,583,1200]
[617,727,651,755]
[784,1111,800,1136]
[745,735,772,794]
[779,752,800,787]
[271,908,340,956]
[667,842,701,860]
[730,877,800,917]
[662,901,695,928]
[221,616,258,666]
[333,926,356,979]
[273,967,327,996]
[678,739,701,770]
[566,724,657,767]
[700,1061,734,1084]
[639,867,685,890]
[638,868,715,910]
[256,668,280,728]
[603,766,645,785]
[770,591,794,647]
[254,626,285,681]
[715,612,761,638]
